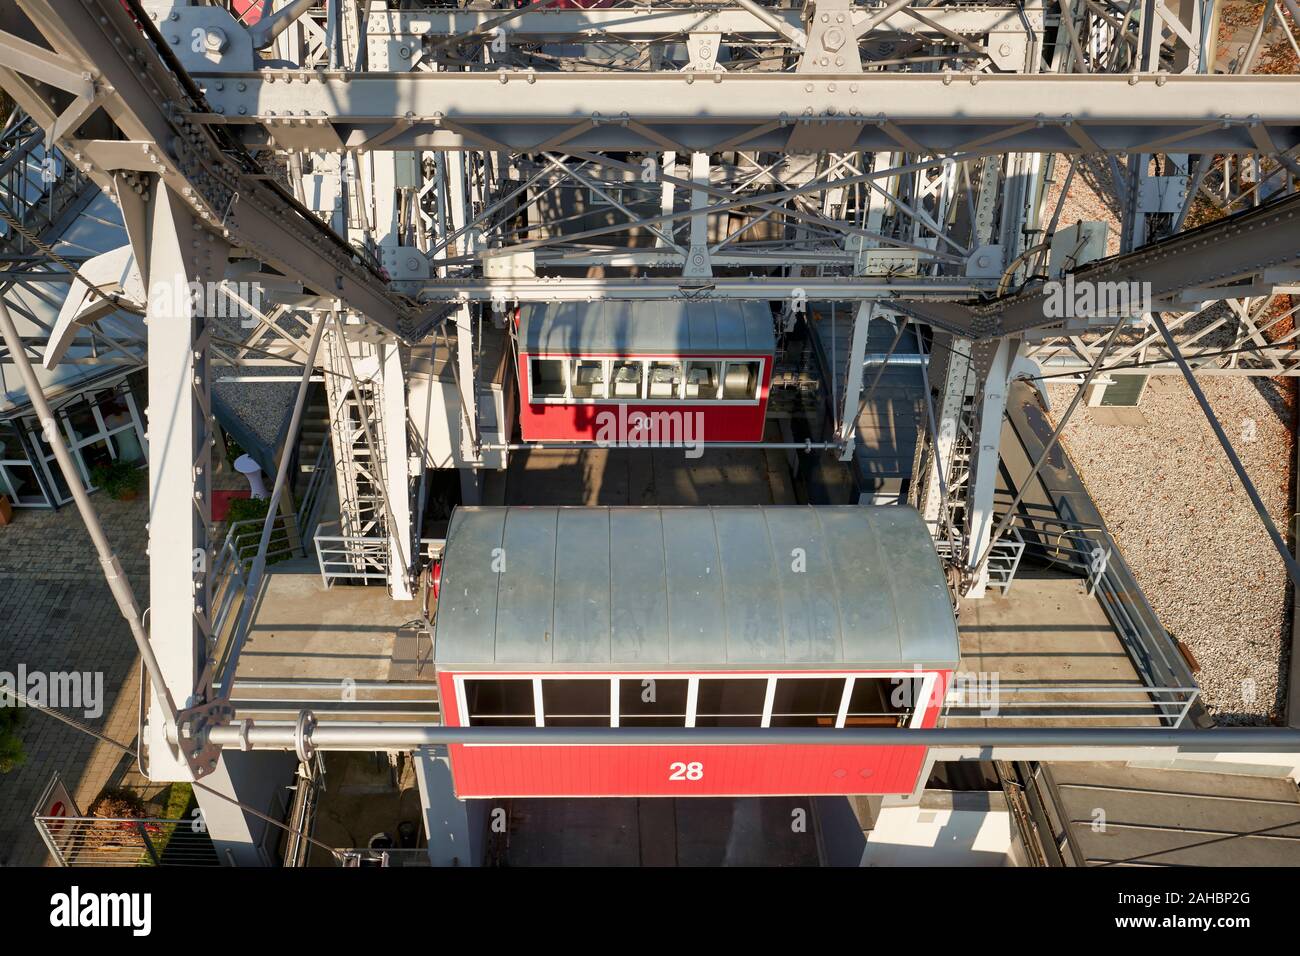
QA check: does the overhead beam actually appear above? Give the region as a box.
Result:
[362,5,1045,40]
[195,72,1300,154]
[4,0,413,336]
[892,192,1300,338]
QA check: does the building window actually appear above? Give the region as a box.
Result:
[694,678,767,727]
[770,677,846,728]
[619,677,689,726]
[464,678,536,727]
[722,360,761,400]
[540,679,611,726]
[846,677,921,728]
[569,359,606,400]
[530,358,566,399]
[610,360,644,399]
[0,422,47,507]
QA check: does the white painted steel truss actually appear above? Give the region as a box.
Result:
[0,0,1298,775]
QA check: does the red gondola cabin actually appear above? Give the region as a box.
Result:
[432,505,960,799]
[516,301,776,444]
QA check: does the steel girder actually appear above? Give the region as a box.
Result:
[0,0,417,337]
[194,72,1300,155]
[891,192,1300,339]
[360,6,1046,41]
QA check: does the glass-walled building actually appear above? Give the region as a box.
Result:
[0,370,146,508]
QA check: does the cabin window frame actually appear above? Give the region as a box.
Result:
[453,671,937,734]
[526,353,766,406]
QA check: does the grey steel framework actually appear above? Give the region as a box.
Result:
[0,0,1297,779]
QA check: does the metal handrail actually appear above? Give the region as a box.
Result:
[33,815,218,867]
[943,683,1201,727]
[1002,511,1201,700]
[314,521,390,588]
[296,440,334,545]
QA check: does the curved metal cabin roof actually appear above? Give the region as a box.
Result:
[518,301,775,354]
[434,505,958,671]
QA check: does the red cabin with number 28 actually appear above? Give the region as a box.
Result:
[431,504,959,799]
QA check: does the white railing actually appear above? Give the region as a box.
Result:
[314,522,390,588]
[208,513,302,690]
[933,525,1025,593]
[942,683,1201,728]
[1006,511,1200,696]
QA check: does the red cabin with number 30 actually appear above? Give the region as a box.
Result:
[432,505,959,799]
[516,301,776,445]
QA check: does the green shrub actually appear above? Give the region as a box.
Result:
[90,460,145,500]
[225,495,294,566]
[0,705,24,773]
[224,435,246,467]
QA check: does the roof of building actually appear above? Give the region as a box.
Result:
[433,505,959,671]
[1,191,145,417]
[517,301,775,355]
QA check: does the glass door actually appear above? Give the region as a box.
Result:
[0,421,50,507]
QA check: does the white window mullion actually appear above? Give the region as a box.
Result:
[454,677,469,729]
[686,677,698,728]
[836,677,855,729]
[761,677,776,728]
[610,678,619,728]
[532,677,544,727]
[910,674,937,729]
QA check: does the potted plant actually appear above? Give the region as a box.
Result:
[90,460,146,501]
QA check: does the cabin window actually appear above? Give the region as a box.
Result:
[846,677,923,727]
[770,677,847,728]
[610,360,644,399]
[570,359,607,399]
[540,679,611,726]
[464,679,536,727]
[647,361,682,399]
[619,678,689,726]
[694,678,767,727]
[683,361,722,400]
[530,358,566,399]
[722,360,761,400]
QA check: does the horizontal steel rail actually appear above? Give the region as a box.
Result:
[200,722,1300,752]
[197,73,1300,155]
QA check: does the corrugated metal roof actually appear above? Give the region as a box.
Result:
[517,301,775,354]
[434,505,959,670]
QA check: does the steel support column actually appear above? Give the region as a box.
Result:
[143,183,229,780]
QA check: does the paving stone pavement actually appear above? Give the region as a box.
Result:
[0,495,149,866]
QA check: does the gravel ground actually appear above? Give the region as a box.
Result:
[1043,375,1294,725]
[210,314,297,449]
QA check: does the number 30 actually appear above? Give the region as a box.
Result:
[669,761,704,781]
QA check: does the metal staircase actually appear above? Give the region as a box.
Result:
[319,326,391,584]
[0,115,94,256]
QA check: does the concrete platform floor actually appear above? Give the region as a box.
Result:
[1050,762,1300,866]
[951,571,1164,727]
[234,572,419,684]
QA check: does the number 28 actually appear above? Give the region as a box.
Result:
[669,761,704,781]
